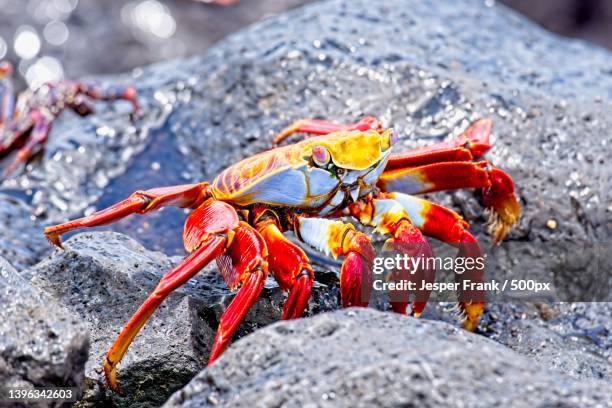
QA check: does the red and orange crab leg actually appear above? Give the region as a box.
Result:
[384,119,493,169]
[44,183,211,247]
[294,217,375,307]
[3,114,51,176]
[208,221,268,363]
[254,213,314,320]
[43,184,269,390]
[382,192,486,331]
[273,116,382,145]
[75,81,140,114]
[378,160,520,244]
[349,197,435,316]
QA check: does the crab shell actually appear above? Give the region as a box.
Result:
[211,129,395,212]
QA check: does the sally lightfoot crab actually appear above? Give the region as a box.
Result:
[0,61,139,176]
[42,116,520,391]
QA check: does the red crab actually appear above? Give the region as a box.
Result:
[40,116,520,391]
[0,61,139,176]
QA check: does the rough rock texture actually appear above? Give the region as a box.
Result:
[24,232,337,407]
[164,308,612,408]
[0,257,89,395]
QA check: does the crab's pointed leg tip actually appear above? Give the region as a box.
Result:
[460,302,485,332]
[462,319,478,332]
[44,230,64,249]
[104,359,121,393]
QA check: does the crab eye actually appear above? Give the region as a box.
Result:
[312,145,330,166]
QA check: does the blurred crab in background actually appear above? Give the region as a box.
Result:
[41,115,520,392]
[0,61,139,177]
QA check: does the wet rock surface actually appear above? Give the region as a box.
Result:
[165,308,612,408]
[0,256,88,396]
[23,232,337,407]
[2,0,612,405]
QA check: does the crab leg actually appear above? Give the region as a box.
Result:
[295,217,375,307]
[386,192,486,331]
[3,114,51,176]
[67,95,95,117]
[378,161,520,244]
[384,119,493,170]
[75,81,140,114]
[44,183,211,247]
[257,219,314,320]
[273,116,381,145]
[209,222,268,363]
[349,197,435,316]
[0,115,34,159]
[105,234,227,391]
[102,198,241,391]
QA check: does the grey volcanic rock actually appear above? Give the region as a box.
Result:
[25,232,223,407]
[164,308,612,408]
[0,257,88,395]
[24,232,338,407]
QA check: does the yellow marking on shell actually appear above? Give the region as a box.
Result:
[212,129,392,201]
[301,129,393,171]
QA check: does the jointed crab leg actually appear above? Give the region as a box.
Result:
[4,114,51,176]
[209,222,268,363]
[257,219,314,320]
[295,217,375,307]
[44,183,211,247]
[76,81,140,114]
[386,192,485,331]
[384,119,493,170]
[379,161,520,244]
[105,235,228,391]
[349,197,435,316]
[273,116,382,145]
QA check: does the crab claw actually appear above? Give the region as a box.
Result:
[481,166,521,244]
